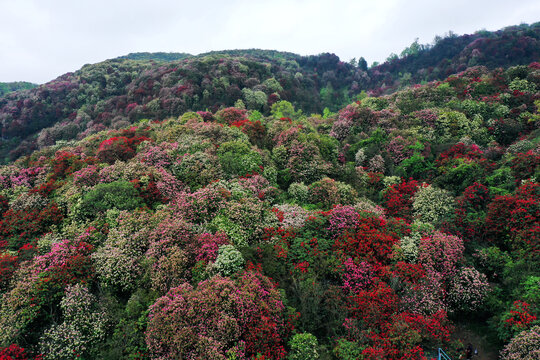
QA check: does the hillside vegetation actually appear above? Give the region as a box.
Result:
[0,82,37,97]
[1,22,538,165]
[368,22,540,93]
[0,57,538,359]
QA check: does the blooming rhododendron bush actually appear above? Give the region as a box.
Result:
[146,271,288,360]
[0,60,538,359]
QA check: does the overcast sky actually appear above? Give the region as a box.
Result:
[1,0,539,84]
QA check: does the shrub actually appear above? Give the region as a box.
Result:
[178,111,203,124]
[333,338,365,360]
[196,232,230,264]
[418,232,464,280]
[238,174,278,202]
[212,245,245,277]
[435,143,494,193]
[215,107,247,125]
[49,151,94,181]
[171,151,223,190]
[395,151,434,180]
[383,179,420,221]
[93,211,157,292]
[287,141,329,183]
[327,205,359,239]
[485,182,539,254]
[500,325,540,360]
[77,180,144,218]
[173,185,227,224]
[136,141,177,169]
[93,238,142,292]
[146,216,195,294]
[386,136,414,165]
[287,333,319,360]
[97,135,150,164]
[348,282,399,328]
[98,160,152,183]
[399,232,423,263]
[447,267,490,312]
[412,185,455,224]
[0,202,64,251]
[341,258,374,295]
[288,182,309,203]
[507,139,534,154]
[39,284,107,360]
[511,151,540,182]
[499,301,539,342]
[354,148,366,166]
[368,154,385,173]
[308,178,341,209]
[146,271,287,360]
[336,182,358,205]
[401,273,446,316]
[334,217,398,265]
[217,141,263,178]
[474,246,511,280]
[354,197,386,218]
[0,344,42,360]
[72,165,100,187]
[9,192,48,212]
[0,252,17,291]
[210,198,277,247]
[273,204,308,229]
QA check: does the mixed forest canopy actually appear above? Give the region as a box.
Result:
[0,21,538,360]
[0,81,37,97]
[1,22,539,164]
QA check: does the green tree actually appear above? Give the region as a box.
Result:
[358,57,368,71]
[78,180,143,218]
[271,101,302,120]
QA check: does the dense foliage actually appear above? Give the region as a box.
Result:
[0,52,363,163]
[2,22,539,164]
[368,22,540,94]
[0,82,37,97]
[0,26,539,359]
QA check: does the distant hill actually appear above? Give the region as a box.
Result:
[367,22,540,94]
[0,81,37,97]
[115,52,192,62]
[116,49,303,63]
[0,52,363,163]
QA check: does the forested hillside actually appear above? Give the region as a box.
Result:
[0,57,538,359]
[0,53,365,163]
[0,82,37,97]
[368,22,540,93]
[1,22,538,165]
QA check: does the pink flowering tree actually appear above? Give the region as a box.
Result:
[500,325,540,360]
[146,271,288,360]
[447,266,490,312]
[418,231,464,280]
[145,215,196,294]
[327,205,360,239]
[341,258,374,295]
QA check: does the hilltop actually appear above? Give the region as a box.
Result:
[0,81,37,97]
[368,22,540,93]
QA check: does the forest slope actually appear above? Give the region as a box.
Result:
[1,22,539,164]
[0,60,538,359]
